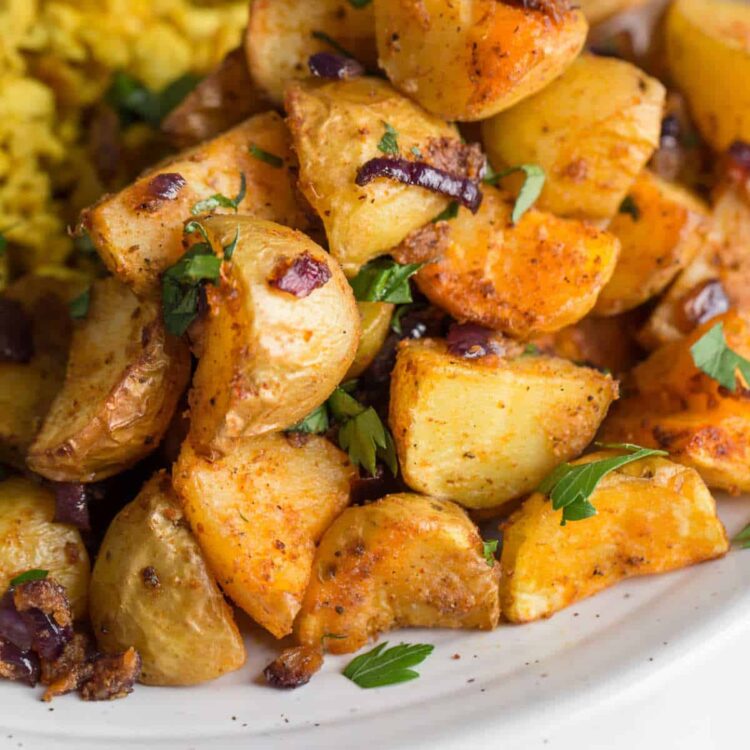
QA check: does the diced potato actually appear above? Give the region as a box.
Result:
[593,169,709,316]
[173,433,355,639]
[374,0,587,121]
[482,54,666,221]
[579,0,648,25]
[296,493,500,654]
[665,0,750,151]
[393,186,620,338]
[0,477,90,619]
[500,451,729,623]
[187,217,359,454]
[82,112,310,296]
[27,277,190,483]
[89,472,246,686]
[346,302,394,379]
[246,0,377,105]
[285,78,461,275]
[602,311,750,493]
[389,339,618,509]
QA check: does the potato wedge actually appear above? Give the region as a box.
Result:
[345,302,394,380]
[162,48,270,149]
[89,472,246,686]
[27,277,190,483]
[0,477,90,619]
[246,0,376,105]
[500,451,728,623]
[374,0,587,121]
[593,169,709,316]
[285,78,466,275]
[389,339,618,509]
[482,54,665,221]
[187,217,359,454]
[82,112,310,296]
[393,186,620,338]
[173,433,355,639]
[296,493,500,654]
[665,0,750,151]
[579,0,648,25]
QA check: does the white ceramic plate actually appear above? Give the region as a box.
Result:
[3,494,750,750]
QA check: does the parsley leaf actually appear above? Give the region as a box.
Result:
[410,146,423,158]
[432,201,459,223]
[349,258,424,304]
[390,303,417,335]
[484,163,546,224]
[538,443,669,526]
[523,343,540,356]
[482,539,498,567]
[619,195,641,221]
[0,231,6,257]
[311,31,357,60]
[249,143,283,168]
[10,569,48,587]
[288,403,330,434]
[191,173,246,215]
[377,122,400,155]
[690,322,750,392]
[348,0,372,6]
[733,523,750,549]
[343,642,434,688]
[69,288,91,320]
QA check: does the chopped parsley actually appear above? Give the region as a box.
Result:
[348,0,372,6]
[523,343,540,356]
[222,227,240,261]
[0,231,6,257]
[619,195,641,221]
[191,173,246,215]
[343,642,434,688]
[690,322,750,392]
[410,146,423,158]
[249,143,283,168]
[288,403,330,434]
[432,201,459,223]
[377,122,400,155]
[484,163,546,224]
[482,539,498,567]
[69,288,91,320]
[10,569,48,587]
[349,258,424,304]
[734,523,750,549]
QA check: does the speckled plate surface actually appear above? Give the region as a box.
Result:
[2,494,749,750]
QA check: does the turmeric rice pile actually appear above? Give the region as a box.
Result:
[0,0,246,284]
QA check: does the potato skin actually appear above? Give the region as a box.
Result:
[187,217,359,454]
[389,340,618,509]
[393,186,620,338]
[579,0,648,25]
[500,452,728,623]
[27,277,190,483]
[0,477,90,619]
[285,78,458,275]
[665,0,750,151]
[375,0,587,121]
[593,170,709,316]
[82,112,310,296]
[345,302,394,380]
[482,54,665,220]
[173,434,355,639]
[296,493,500,654]
[246,0,376,105]
[89,472,246,686]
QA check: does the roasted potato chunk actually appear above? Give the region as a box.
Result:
[82,112,310,296]
[89,472,246,686]
[579,0,648,25]
[374,0,587,121]
[246,0,377,105]
[187,217,359,454]
[389,340,618,509]
[602,312,750,493]
[393,186,620,338]
[296,493,500,654]
[593,170,709,316]
[346,302,394,380]
[173,434,355,639]
[27,278,190,483]
[0,477,90,619]
[482,54,665,221]
[285,78,465,275]
[665,0,750,151]
[501,452,728,623]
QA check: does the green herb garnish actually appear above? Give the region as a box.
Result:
[191,173,246,215]
[733,523,750,549]
[432,201,459,223]
[538,443,669,526]
[482,540,498,567]
[690,322,750,392]
[311,30,357,60]
[619,195,641,221]
[10,569,48,587]
[0,231,6,257]
[377,122,400,155]
[248,143,283,168]
[184,220,211,244]
[349,258,424,304]
[69,288,91,320]
[410,146,423,158]
[390,303,417,335]
[484,163,546,224]
[288,403,330,434]
[522,343,540,356]
[222,227,240,261]
[343,642,434,688]
[348,0,372,7]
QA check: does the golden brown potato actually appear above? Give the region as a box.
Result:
[482,54,665,221]
[173,433,355,639]
[162,48,270,149]
[82,112,310,296]
[345,302,394,380]
[593,169,709,316]
[0,477,90,619]
[393,186,620,338]
[246,0,377,105]
[89,472,246,686]
[285,77,466,275]
[187,217,359,454]
[579,0,648,25]
[602,311,750,493]
[27,277,190,483]
[665,0,750,151]
[296,493,500,654]
[375,0,587,121]
[0,276,84,469]
[500,452,728,623]
[389,339,618,509]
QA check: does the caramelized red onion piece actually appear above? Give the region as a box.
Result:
[0,297,34,364]
[269,252,332,298]
[0,640,40,686]
[446,323,499,359]
[146,172,187,201]
[308,52,364,80]
[53,483,91,530]
[355,157,483,213]
[727,140,750,181]
[0,592,32,652]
